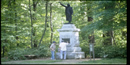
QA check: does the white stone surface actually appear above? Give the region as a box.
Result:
[56,24,85,59]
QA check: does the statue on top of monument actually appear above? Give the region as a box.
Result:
[59,2,73,24]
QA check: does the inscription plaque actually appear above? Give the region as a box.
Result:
[62,38,70,43]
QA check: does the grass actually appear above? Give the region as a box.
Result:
[1,58,127,64]
[79,58,127,64]
[1,59,62,64]
[1,57,10,62]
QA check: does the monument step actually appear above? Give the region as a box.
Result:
[56,52,85,59]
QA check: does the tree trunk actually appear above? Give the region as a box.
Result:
[2,0,12,57]
[8,0,12,23]
[2,46,5,57]
[111,30,116,46]
[29,0,33,48]
[103,30,114,46]
[13,0,19,47]
[103,2,116,46]
[50,3,53,43]
[39,1,48,47]
[32,0,38,48]
[2,40,7,57]
[88,17,95,44]
[87,2,95,44]
[8,0,14,50]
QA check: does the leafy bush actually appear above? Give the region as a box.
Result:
[1,57,10,62]
[8,45,51,60]
[94,46,102,58]
[81,44,127,58]
[8,48,26,60]
[37,45,50,57]
[80,44,89,58]
[81,45,103,58]
[99,46,127,58]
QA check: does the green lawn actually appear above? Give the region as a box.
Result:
[1,60,62,64]
[79,58,127,64]
[1,58,127,64]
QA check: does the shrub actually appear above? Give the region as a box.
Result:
[80,45,89,58]
[8,45,51,60]
[94,46,102,58]
[8,48,26,60]
[81,44,127,58]
[37,45,50,57]
[1,57,10,62]
[99,46,127,58]
[23,46,50,58]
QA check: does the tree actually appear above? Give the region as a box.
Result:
[32,0,38,48]
[86,1,95,44]
[1,0,126,59]
[13,0,19,47]
[39,1,48,47]
[29,0,33,48]
[82,1,127,46]
[50,3,53,43]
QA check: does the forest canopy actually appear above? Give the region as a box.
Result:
[1,0,127,60]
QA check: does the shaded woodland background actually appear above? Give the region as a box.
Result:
[1,0,127,60]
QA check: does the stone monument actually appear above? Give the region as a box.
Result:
[56,2,85,59]
[56,23,85,59]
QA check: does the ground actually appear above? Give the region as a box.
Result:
[1,58,100,64]
[54,58,101,64]
[1,58,126,64]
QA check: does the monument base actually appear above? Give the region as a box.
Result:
[56,24,85,59]
[56,51,85,59]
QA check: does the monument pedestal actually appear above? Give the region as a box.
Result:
[56,24,85,59]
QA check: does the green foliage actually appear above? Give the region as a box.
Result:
[81,41,126,58]
[1,0,127,60]
[1,57,10,62]
[8,45,51,60]
[81,1,127,33]
[80,1,127,59]
[99,46,127,58]
[94,46,102,58]
[80,45,126,58]
[8,48,26,60]
[80,44,89,57]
